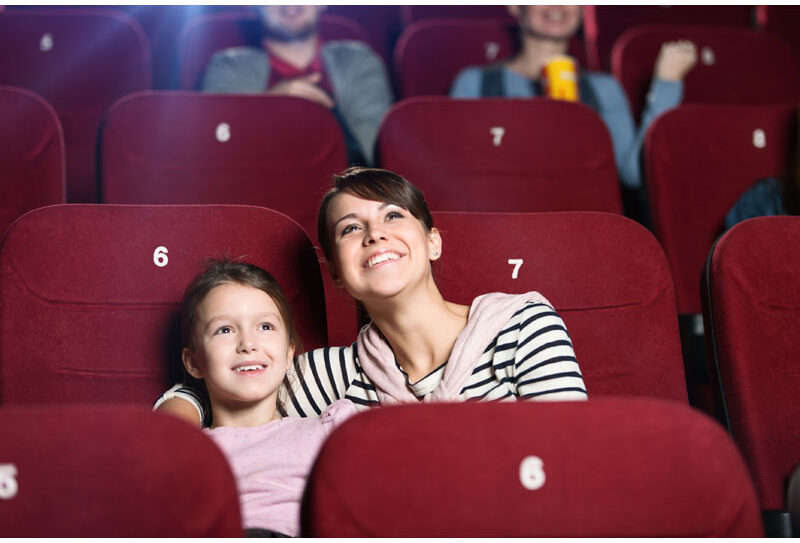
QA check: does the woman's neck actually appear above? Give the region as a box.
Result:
[209,396,281,429]
[506,35,570,80]
[364,279,470,383]
[263,35,318,70]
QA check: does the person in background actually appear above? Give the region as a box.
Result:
[450,5,697,194]
[202,5,393,166]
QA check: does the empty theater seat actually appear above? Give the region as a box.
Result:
[325,211,686,401]
[0,9,151,202]
[178,10,371,90]
[100,92,346,239]
[377,97,622,214]
[0,204,327,405]
[0,404,242,537]
[644,104,796,317]
[0,86,65,236]
[583,5,754,71]
[303,398,762,537]
[613,25,800,122]
[705,216,800,517]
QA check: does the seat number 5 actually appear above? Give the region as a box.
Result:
[508,258,523,279]
[153,246,168,268]
[519,456,545,490]
[0,464,18,499]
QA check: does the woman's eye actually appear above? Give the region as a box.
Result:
[341,224,359,236]
[386,210,404,220]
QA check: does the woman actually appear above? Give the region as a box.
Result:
[156,167,587,424]
[449,5,697,192]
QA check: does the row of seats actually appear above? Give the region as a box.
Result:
[2,86,795,324]
[0,399,768,537]
[0,204,797,525]
[2,7,800,201]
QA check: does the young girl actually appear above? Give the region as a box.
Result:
[176,258,356,537]
[157,167,587,423]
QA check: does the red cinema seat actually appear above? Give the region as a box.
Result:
[0,204,327,405]
[398,5,515,26]
[645,104,796,317]
[758,6,800,77]
[393,19,586,98]
[613,25,800,123]
[178,9,371,90]
[100,92,347,239]
[0,404,242,537]
[0,86,64,237]
[325,211,686,401]
[303,399,762,537]
[325,5,400,66]
[583,5,754,71]
[377,98,622,214]
[0,9,151,203]
[705,216,800,516]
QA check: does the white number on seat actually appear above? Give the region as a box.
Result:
[216,122,231,143]
[153,246,169,268]
[490,126,506,147]
[0,464,18,499]
[701,46,715,66]
[484,41,500,61]
[753,129,766,149]
[519,456,546,490]
[508,258,523,279]
[40,33,54,52]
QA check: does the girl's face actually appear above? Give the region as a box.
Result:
[326,192,441,302]
[515,5,582,41]
[182,282,294,410]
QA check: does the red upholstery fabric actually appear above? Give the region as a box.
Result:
[393,20,585,98]
[0,9,151,203]
[100,91,346,239]
[0,204,327,405]
[178,10,371,90]
[645,104,796,315]
[758,6,800,80]
[325,5,400,65]
[0,86,65,237]
[303,398,762,537]
[398,5,515,26]
[583,5,754,71]
[706,216,800,510]
[325,211,686,401]
[378,97,622,213]
[0,404,242,536]
[613,25,800,123]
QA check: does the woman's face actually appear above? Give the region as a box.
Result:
[326,192,441,303]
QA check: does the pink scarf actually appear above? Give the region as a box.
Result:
[356,291,552,405]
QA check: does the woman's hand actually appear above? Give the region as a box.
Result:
[654,40,698,82]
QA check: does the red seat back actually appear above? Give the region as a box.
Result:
[398,5,515,27]
[584,5,754,71]
[0,86,65,237]
[394,19,585,98]
[0,404,242,537]
[758,6,800,80]
[613,25,800,123]
[378,97,622,213]
[304,398,762,537]
[100,91,347,240]
[0,9,151,202]
[705,216,800,510]
[0,204,327,405]
[645,104,796,314]
[178,10,371,90]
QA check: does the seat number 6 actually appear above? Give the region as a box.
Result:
[153,246,168,268]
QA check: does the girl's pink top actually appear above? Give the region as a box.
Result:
[205,399,357,536]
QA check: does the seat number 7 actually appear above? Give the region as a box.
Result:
[508,258,523,279]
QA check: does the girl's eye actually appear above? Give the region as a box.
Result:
[215,326,233,335]
[341,223,359,236]
[259,323,275,331]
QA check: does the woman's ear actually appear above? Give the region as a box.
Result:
[429,227,442,261]
[325,259,344,288]
[182,348,204,380]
